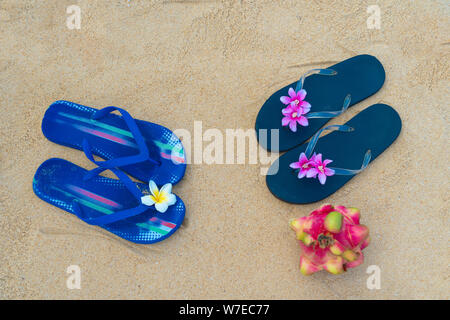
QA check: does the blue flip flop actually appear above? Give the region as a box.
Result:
[255,55,385,152]
[33,157,185,244]
[266,104,401,204]
[42,101,186,185]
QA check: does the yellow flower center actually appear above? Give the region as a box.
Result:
[318,165,324,172]
[292,112,298,118]
[293,99,299,105]
[150,190,167,204]
[302,163,309,169]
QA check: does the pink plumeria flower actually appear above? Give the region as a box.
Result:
[289,152,315,179]
[280,88,310,110]
[280,88,311,132]
[281,105,308,132]
[306,153,335,184]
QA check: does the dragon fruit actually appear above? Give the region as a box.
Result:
[290,204,370,275]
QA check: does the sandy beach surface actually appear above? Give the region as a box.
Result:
[0,0,448,299]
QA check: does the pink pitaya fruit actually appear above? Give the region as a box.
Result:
[290,204,370,275]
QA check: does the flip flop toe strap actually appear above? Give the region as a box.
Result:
[281,69,351,132]
[306,94,351,119]
[304,124,354,158]
[290,124,371,184]
[73,166,153,226]
[84,106,160,176]
[329,150,372,175]
[73,201,149,226]
[295,68,337,92]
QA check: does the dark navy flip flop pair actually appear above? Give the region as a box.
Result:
[255,55,402,204]
[33,101,187,244]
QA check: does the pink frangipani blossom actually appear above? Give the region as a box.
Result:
[291,153,335,184]
[280,88,311,132]
[306,153,335,185]
[281,105,308,132]
[289,152,314,179]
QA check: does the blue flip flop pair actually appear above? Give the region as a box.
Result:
[255,55,402,203]
[33,101,187,244]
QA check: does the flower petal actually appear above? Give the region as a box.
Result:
[155,202,169,213]
[298,170,307,179]
[281,117,290,126]
[306,168,318,178]
[315,153,322,163]
[166,193,177,205]
[297,116,309,126]
[288,87,296,98]
[298,89,307,100]
[289,121,297,132]
[300,101,311,113]
[159,183,172,196]
[280,96,291,105]
[282,106,294,115]
[318,173,327,184]
[290,161,301,169]
[324,168,335,176]
[141,195,155,206]
[323,159,333,166]
[299,152,308,162]
[148,180,159,197]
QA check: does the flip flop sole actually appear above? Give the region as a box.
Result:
[42,101,186,185]
[266,104,401,204]
[256,55,385,151]
[33,158,185,244]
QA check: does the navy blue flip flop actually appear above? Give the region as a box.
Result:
[33,157,185,244]
[42,101,186,185]
[255,55,385,152]
[266,104,401,204]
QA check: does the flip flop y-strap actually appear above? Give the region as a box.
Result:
[304,124,353,157]
[306,94,351,119]
[281,69,351,133]
[73,165,151,226]
[292,124,371,184]
[295,68,337,92]
[82,106,160,179]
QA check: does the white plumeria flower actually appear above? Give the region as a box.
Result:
[141,180,176,213]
